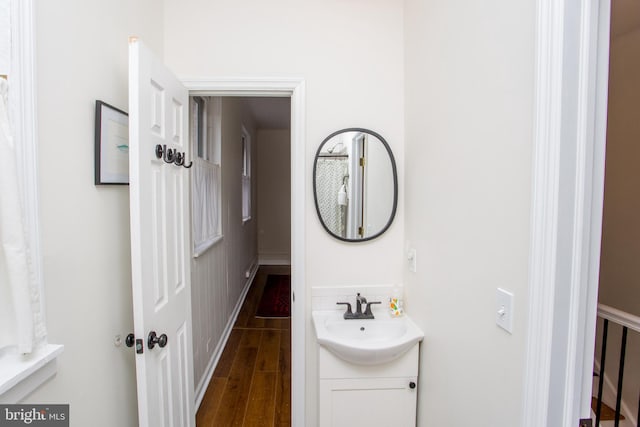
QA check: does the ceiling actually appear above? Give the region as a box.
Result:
[246,97,291,130]
[611,0,640,39]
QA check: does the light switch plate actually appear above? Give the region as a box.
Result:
[496,288,514,334]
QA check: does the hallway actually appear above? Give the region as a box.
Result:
[196,265,291,426]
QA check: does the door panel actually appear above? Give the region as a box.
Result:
[129,38,195,427]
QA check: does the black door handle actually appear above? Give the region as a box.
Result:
[125,333,135,348]
[148,331,168,349]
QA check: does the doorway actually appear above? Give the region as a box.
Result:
[182,78,306,426]
[188,94,293,426]
[589,0,640,423]
[522,0,640,424]
[521,0,611,425]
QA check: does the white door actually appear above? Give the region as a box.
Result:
[349,133,365,239]
[128,38,195,427]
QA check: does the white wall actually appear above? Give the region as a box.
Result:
[23,2,163,426]
[257,129,291,265]
[221,98,259,293]
[403,1,535,425]
[163,1,405,423]
[598,28,640,316]
[191,97,259,394]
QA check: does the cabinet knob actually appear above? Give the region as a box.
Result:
[409,381,416,389]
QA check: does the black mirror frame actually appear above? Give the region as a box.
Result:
[313,128,398,243]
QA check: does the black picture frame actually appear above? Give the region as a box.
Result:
[94,100,129,185]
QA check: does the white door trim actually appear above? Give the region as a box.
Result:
[181,77,306,426]
[522,0,610,425]
[521,3,564,423]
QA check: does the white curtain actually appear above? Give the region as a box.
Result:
[0,78,45,354]
[316,158,348,237]
[192,159,221,254]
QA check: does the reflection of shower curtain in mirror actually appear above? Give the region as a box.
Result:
[316,158,348,237]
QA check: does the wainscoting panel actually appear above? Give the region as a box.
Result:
[191,241,227,390]
[190,97,260,403]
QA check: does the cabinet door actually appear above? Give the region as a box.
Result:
[319,377,417,427]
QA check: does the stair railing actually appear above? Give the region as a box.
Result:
[596,304,640,427]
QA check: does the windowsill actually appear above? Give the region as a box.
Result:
[193,235,223,258]
[0,344,64,403]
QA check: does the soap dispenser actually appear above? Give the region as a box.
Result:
[389,287,404,317]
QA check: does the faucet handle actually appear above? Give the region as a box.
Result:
[336,302,353,315]
[364,301,381,316]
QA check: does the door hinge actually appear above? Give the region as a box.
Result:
[358,226,364,237]
[359,157,365,167]
[578,419,592,427]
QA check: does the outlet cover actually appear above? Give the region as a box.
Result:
[408,249,417,273]
[496,288,514,334]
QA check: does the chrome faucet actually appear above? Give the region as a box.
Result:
[337,293,381,319]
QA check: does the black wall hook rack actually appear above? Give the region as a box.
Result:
[155,144,193,168]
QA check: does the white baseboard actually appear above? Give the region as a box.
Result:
[194,259,259,409]
[258,253,291,265]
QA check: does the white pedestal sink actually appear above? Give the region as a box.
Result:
[312,310,424,365]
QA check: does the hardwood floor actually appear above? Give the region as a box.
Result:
[196,265,291,427]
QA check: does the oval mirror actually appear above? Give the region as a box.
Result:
[313,128,398,242]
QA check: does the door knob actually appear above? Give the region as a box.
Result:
[147,331,168,349]
[125,333,135,347]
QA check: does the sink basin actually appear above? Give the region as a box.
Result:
[312,310,424,365]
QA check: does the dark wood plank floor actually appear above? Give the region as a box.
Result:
[196,265,291,427]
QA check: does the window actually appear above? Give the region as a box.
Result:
[241,126,251,222]
[191,97,222,257]
[194,96,206,159]
[0,0,63,400]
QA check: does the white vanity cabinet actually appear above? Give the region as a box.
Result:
[318,343,420,427]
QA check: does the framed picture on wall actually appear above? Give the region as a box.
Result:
[94,100,129,185]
